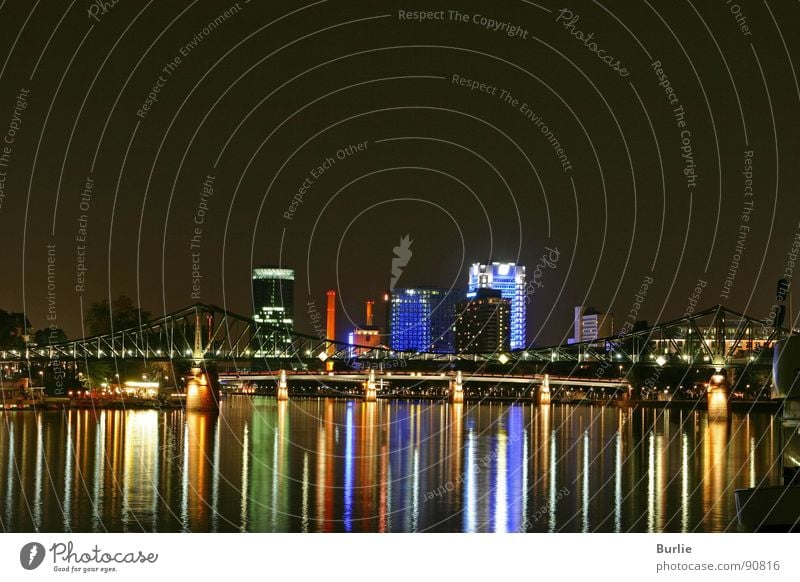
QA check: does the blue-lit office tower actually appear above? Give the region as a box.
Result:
[467,262,526,350]
[389,288,462,353]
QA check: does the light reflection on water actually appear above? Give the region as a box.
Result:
[0,398,781,532]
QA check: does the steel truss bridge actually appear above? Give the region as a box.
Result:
[0,303,783,368]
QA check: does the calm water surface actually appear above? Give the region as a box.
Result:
[0,398,781,532]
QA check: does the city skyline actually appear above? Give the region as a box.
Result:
[4,259,791,352]
[1,0,800,547]
[2,0,798,351]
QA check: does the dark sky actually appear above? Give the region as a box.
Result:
[0,0,798,346]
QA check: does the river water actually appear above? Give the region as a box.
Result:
[0,397,780,532]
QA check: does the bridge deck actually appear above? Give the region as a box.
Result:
[219,372,631,388]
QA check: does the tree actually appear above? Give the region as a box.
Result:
[34,327,67,345]
[85,296,151,335]
[85,361,116,387]
[0,309,31,349]
[144,361,171,380]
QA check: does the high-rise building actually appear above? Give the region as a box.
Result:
[252,266,294,354]
[388,288,462,353]
[467,262,526,349]
[569,306,614,343]
[455,288,510,354]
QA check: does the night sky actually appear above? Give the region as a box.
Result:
[0,0,798,346]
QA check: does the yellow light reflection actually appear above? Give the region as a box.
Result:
[123,411,159,526]
[702,417,728,529]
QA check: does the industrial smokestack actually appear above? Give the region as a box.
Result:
[326,290,336,355]
[365,300,374,327]
[383,290,391,339]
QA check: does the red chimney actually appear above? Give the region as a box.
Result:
[365,300,374,327]
[326,290,336,354]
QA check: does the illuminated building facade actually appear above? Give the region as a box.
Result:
[389,288,462,353]
[252,266,294,354]
[455,288,510,354]
[467,262,526,350]
[348,300,382,357]
[570,306,614,343]
[348,328,382,357]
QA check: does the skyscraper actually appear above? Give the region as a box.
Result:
[388,287,462,353]
[569,306,614,343]
[467,262,526,349]
[252,266,294,354]
[454,288,510,354]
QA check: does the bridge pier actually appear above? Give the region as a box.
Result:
[277,369,289,401]
[613,384,632,406]
[185,366,219,412]
[707,371,730,420]
[537,374,551,405]
[450,371,464,404]
[364,368,377,402]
